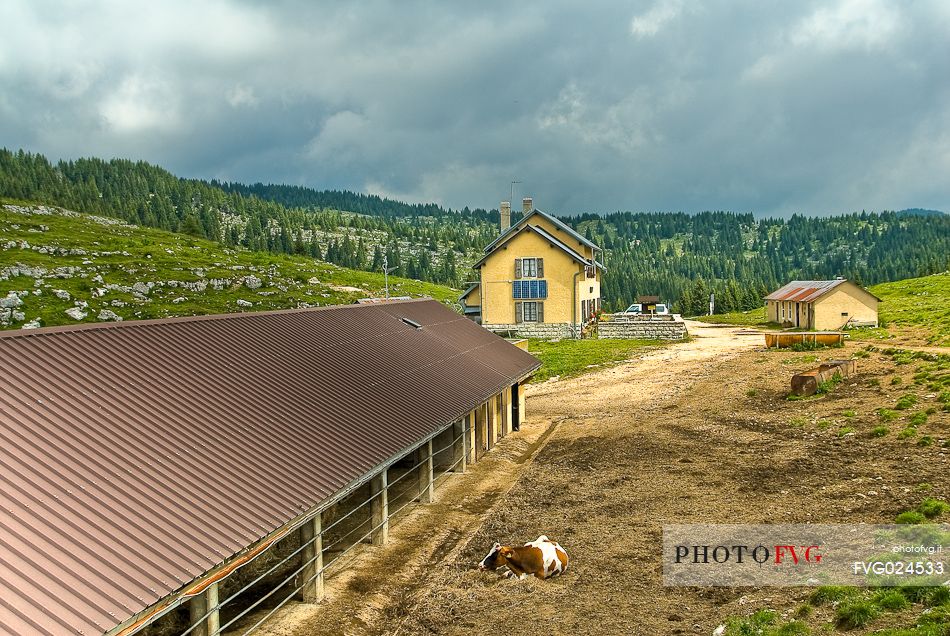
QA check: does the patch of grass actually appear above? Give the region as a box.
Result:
[810,585,858,605]
[852,348,871,358]
[834,598,880,629]
[896,394,919,410]
[693,307,772,327]
[746,388,758,397]
[898,428,919,440]
[878,408,899,422]
[895,511,927,524]
[918,498,949,519]
[917,436,933,447]
[838,426,856,437]
[842,409,857,417]
[723,610,809,636]
[817,420,832,430]
[873,589,910,611]
[916,483,933,492]
[816,371,844,395]
[789,416,808,428]
[909,412,928,427]
[892,376,904,385]
[870,425,890,437]
[528,338,661,383]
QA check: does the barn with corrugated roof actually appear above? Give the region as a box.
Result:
[764,279,880,330]
[0,298,538,635]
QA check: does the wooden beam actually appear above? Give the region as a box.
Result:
[452,418,466,473]
[418,439,434,503]
[300,513,324,603]
[370,470,389,545]
[188,582,219,636]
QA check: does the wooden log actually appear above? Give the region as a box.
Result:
[790,360,856,396]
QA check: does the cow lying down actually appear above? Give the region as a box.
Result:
[478,535,569,579]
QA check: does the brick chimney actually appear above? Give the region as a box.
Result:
[500,201,511,232]
[522,197,533,214]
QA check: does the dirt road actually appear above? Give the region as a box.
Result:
[250,323,948,636]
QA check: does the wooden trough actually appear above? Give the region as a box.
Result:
[790,359,857,396]
[765,331,845,348]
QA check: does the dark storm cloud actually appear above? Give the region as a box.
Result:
[2,0,949,215]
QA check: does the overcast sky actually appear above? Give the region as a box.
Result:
[2,1,949,216]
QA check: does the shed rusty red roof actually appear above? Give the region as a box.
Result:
[763,279,880,303]
[0,299,539,635]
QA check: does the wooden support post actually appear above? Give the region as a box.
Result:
[468,411,476,462]
[501,388,511,436]
[300,512,324,603]
[488,397,498,449]
[475,402,487,460]
[518,382,526,427]
[370,469,389,545]
[418,439,434,503]
[188,582,219,636]
[452,419,466,473]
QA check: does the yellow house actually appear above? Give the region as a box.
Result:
[460,197,603,339]
[764,279,880,330]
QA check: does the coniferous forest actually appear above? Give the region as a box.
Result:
[2,148,948,314]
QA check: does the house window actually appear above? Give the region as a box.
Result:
[515,257,543,279]
[522,257,538,277]
[841,312,849,317]
[516,301,544,323]
[523,301,539,322]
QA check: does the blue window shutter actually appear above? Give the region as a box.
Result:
[513,281,521,299]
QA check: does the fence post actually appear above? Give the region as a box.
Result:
[188,582,219,636]
[300,513,324,603]
[370,469,389,545]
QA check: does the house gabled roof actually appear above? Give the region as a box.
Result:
[472,222,605,271]
[458,282,480,303]
[764,279,882,303]
[0,299,539,636]
[484,208,599,254]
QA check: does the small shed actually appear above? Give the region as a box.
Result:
[764,279,880,330]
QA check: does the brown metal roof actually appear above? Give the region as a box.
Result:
[764,279,850,303]
[0,299,539,635]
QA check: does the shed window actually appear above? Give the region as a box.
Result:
[841,312,849,317]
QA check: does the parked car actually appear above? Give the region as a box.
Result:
[624,302,669,315]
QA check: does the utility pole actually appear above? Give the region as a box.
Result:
[382,254,397,299]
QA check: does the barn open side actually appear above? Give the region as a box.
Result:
[0,299,538,636]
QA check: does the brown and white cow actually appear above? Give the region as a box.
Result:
[478,535,569,579]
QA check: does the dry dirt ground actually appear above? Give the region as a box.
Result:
[243,322,948,636]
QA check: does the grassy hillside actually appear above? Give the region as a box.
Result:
[693,272,950,346]
[0,202,457,330]
[872,271,950,346]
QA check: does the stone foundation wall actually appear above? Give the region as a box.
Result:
[599,317,688,340]
[483,322,577,340]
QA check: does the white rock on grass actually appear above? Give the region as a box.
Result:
[243,275,262,290]
[0,292,23,308]
[172,297,187,304]
[53,289,71,300]
[65,307,87,320]
[21,318,41,329]
[236,299,253,308]
[97,310,122,322]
